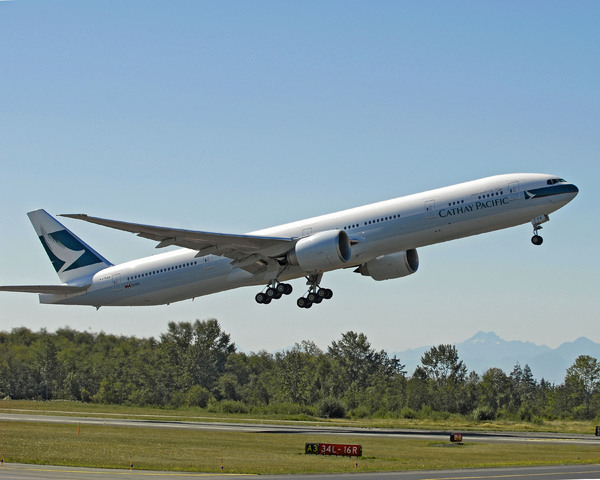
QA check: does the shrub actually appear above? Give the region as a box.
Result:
[417,405,433,419]
[531,415,544,425]
[572,405,590,420]
[518,402,535,421]
[473,406,496,421]
[349,405,370,419]
[218,400,249,414]
[186,386,213,408]
[262,402,314,416]
[400,407,417,419]
[318,397,346,418]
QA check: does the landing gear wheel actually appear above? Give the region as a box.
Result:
[255,292,267,304]
[266,287,277,298]
[275,283,293,295]
[317,288,333,299]
[307,291,319,303]
[297,297,312,308]
[256,282,294,304]
[531,235,543,246]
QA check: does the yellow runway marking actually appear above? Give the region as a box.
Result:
[422,467,600,480]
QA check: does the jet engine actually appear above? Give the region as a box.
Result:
[287,230,352,273]
[355,249,419,281]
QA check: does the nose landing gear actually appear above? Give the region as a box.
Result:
[530,214,549,246]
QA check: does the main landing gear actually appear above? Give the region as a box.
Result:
[255,282,293,304]
[296,273,333,309]
[255,274,335,308]
[296,286,333,309]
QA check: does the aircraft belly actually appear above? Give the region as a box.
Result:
[354,198,561,255]
[114,263,253,306]
[43,257,255,306]
[419,200,560,247]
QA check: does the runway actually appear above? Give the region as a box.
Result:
[2,463,600,480]
[1,413,599,446]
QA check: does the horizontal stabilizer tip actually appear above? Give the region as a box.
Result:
[0,285,90,294]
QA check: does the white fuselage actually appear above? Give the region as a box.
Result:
[40,173,578,307]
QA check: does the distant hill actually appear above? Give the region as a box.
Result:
[394,331,600,384]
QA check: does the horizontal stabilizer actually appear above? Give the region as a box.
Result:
[0,284,90,295]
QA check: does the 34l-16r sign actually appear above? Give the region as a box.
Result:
[305,443,362,457]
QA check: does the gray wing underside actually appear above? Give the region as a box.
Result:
[0,285,90,295]
[60,214,296,274]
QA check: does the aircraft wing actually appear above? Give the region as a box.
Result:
[0,285,90,294]
[60,214,296,270]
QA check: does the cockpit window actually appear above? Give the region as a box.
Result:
[547,178,567,185]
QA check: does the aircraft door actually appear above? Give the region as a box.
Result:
[508,181,520,200]
[425,200,436,219]
[203,255,214,270]
[112,273,122,292]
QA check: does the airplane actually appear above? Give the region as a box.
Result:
[0,173,578,309]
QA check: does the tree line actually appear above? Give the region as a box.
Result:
[1,320,599,421]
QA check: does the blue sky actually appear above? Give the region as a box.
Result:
[1,2,598,367]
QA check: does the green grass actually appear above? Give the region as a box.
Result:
[2,400,600,474]
[0,422,600,474]
[1,419,600,474]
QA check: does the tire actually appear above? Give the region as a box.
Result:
[255,293,266,304]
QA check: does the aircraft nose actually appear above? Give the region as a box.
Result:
[562,183,579,204]
[567,183,579,197]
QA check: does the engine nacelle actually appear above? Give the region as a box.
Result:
[355,249,419,281]
[288,230,352,273]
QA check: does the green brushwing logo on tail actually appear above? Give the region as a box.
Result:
[39,227,105,274]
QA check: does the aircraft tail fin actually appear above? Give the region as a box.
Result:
[27,209,113,284]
